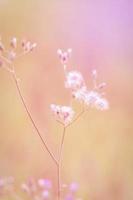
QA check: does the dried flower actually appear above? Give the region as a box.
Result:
[50,104,74,125]
[65,71,85,91]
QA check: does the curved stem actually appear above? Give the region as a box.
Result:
[12,72,58,165]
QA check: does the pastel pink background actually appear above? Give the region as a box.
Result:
[0,0,133,199]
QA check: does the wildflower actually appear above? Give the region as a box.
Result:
[57,48,72,64]
[27,178,37,192]
[65,71,85,91]
[42,190,49,199]
[50,104,74,125]
[69,182,79,192]
[23,41,31,52]
[73,88,109,111]
[21,183,30,194]
[84,91,100,106]
[92,69,97,79]
[21,39,26,48]
[38,179,52,189]
[10,37,17,49]
[65,194,74,200]
[72,86,87,102]
[30,43,37,51]
[95,97,109,110]
[8,51,16,61]
[22,41,37,52]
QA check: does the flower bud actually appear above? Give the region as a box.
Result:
[92,69,97,79]
[98,82,106,89]
[10,37,17,48]
[29,43,37,51]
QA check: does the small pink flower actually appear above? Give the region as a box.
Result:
[57,48,72,64]
[21,183,30,194]
[65,71,85,91]
[50,104,74,125]
[10,37,17,49]
[30,43,37,51]
[84,91,100,106]
[22,41,37,52]
[42,190,49,199]
[69,182,79,192]
[72,86,87,102]
[92,69,97,79]
[95,97,109,110]
[65,195,74,200]
[8,51,16,61]
[73,89,109,111]
[38,179,52,189]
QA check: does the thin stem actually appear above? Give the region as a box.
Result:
[1,54,60,197]
[12,72,58,165]
[0,54,12,64]
[56,119,64,126]
[57,126,66,200]
[66,109,85,128]
[57,163,60,200]
[56,107,86,200]
[58,126,66,162]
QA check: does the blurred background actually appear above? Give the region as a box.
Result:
[0,0,133,199]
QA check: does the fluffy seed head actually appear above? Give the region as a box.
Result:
[65,71,85,91]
